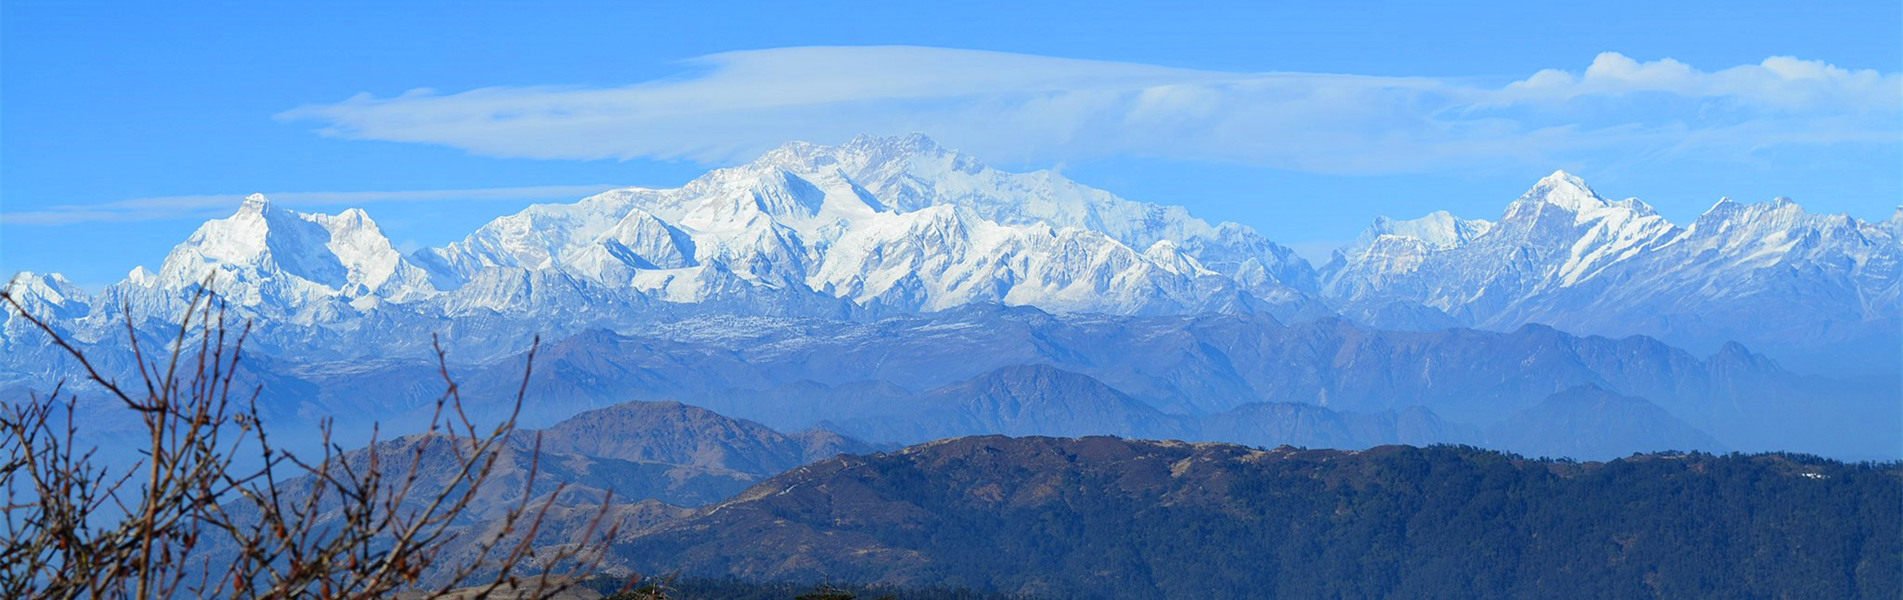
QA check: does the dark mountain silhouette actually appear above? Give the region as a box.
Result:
[614,436,1902,600]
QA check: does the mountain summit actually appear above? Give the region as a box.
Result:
[1513,170,1607,212]
[400,134,1320,319]
[147,193,438,317]
[1324,172,1900,369]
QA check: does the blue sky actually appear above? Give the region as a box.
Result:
[4,0,1899,287]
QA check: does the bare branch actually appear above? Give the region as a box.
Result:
[2,279,610,599]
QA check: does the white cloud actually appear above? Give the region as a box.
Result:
[1499,52,1899,112]
[0,184,620,226]
[277,46,1901,174]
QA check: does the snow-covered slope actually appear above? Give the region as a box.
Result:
[135,194,440,319]
[412,134,1315,317]
[4,196,446,365]
[1322,171,1902,365]
[4,135,1320,365]
[6,142,1896,375]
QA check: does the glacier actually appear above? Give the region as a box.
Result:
[1322,170,1903,374]
[6,134,1331,365]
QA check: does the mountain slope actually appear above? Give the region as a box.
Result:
[290,307,1886,460]
[10,140,1893,376]
[336,400,877,508]
[533,400,871,479]
[828,364,1192,443]
[5,135,1331,369]
[193,399,878,588]
[614,437,1902,600]
[1485,385,1725,460]
[1323,171,1902,371]
[151,194,440,317]
[413,134,1317,319]
[193,398,877,579]
[713,364,1487,452]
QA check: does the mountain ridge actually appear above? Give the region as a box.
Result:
[4,135,1897,464]
[1322,170,1901,370]
[9,138,1894,376]
[613,436,1902,599]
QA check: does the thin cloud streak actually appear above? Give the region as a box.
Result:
[1,184,622,226]
[278,46,1901,174]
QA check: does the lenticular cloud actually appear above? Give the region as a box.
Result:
[279,46,1901,174]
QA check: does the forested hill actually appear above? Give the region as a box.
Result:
[614,438,1902,600]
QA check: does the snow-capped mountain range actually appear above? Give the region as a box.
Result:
[1323,171,1902,370]
[409,134,1313,318]
[5,135,1899,373]
[4,135,1324,362]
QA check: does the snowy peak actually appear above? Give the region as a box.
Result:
[7,139,1895,382]
[594,209,697,271]
[753,133,963,176]
[417,134,1318,315]
[126,266,158,287]
[1681,196,1893,274]
[1143,240,1214,276]
[153,196,434,308]
[1360,211,1494,252]
[1322,170,1901,361]
[680,166,831,230]
[1688,196,1854,245]
[2,272,96,329]
[1483,171,1674,261]
[1512,170,1608,213]
[1498,170,1667,229]
[840,132,950,163]
[4,272,88,311]
[309,208,411,292]
[1693,196,1813,229]
[158,194,335,286]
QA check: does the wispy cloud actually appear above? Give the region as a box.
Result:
[277,46,1901,174]
[1497,53,1898,111]
[0,184,620,226]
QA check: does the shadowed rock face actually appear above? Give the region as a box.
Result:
[614,436,1903,600]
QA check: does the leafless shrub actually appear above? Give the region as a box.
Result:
[1,282,615,599]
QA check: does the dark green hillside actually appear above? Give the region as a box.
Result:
[616,437,1902,600]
